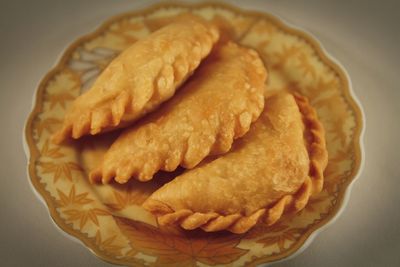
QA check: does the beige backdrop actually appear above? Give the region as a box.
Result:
[0,0,399,266]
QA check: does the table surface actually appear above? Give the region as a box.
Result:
[1,0,399,266]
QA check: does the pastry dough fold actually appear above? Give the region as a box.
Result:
[143,92,328,233]
[90,42,267,183]
[53,15,219,143]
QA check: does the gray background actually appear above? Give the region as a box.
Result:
[1,0,399,266]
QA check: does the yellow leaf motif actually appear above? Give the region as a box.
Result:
[210,14,254,40]
[271,45,300,69]
[324,169,341,195]
[256,225,303,251]
[254,21,276,35]
[302,194,327,213]
[45,92,75,109]
[326,116,349,147]
[41,139,64,158]
[114,216,248,266]
[323,148,351,194]
[255,40,271,64]
[56,185,93,207]
[125,247,139,258]
[324,174,342,195]
[144,16,177,32]
[297,52,317,79]
[324,149,348,179]
[105,187,152,210]
[35,117,62,137]
[24,4,363,266]
[110,19,141,43]
[106,191,137,211]
[306,78,339,99]
[39,161,83,183]
[112,19,144,32]
[95,230,124,256]
[244,223,288,240]
[64,208,110,229]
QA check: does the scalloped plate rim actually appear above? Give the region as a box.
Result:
[22,1,365,266]
[251,8,366,267]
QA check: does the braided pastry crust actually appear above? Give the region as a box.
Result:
[143,92,328,233]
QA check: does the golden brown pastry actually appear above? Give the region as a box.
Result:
[52,15,219,143]
[143,92,328,234]
[90,41,267,184]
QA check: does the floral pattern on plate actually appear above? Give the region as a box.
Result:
[25,2,363,266]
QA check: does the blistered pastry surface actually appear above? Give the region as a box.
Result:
[91,42,266,183]
[25,3,362,266]
[53,15,219,143]
[144,92,327,233]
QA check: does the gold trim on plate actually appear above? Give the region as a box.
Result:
[25,2,364,266]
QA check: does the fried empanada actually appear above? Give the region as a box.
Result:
[143,92,328,234]
[90,41,267,184]
[53,15,219,143]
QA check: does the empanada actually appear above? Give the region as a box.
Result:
[90,41,267,184]
[53,15,219,143]
[143,92,328,234]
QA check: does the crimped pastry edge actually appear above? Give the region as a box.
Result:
[88,42,267,184]
[52,16,219,144]
[143,93,328,234]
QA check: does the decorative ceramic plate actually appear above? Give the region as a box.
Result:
[25,2,364,266]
